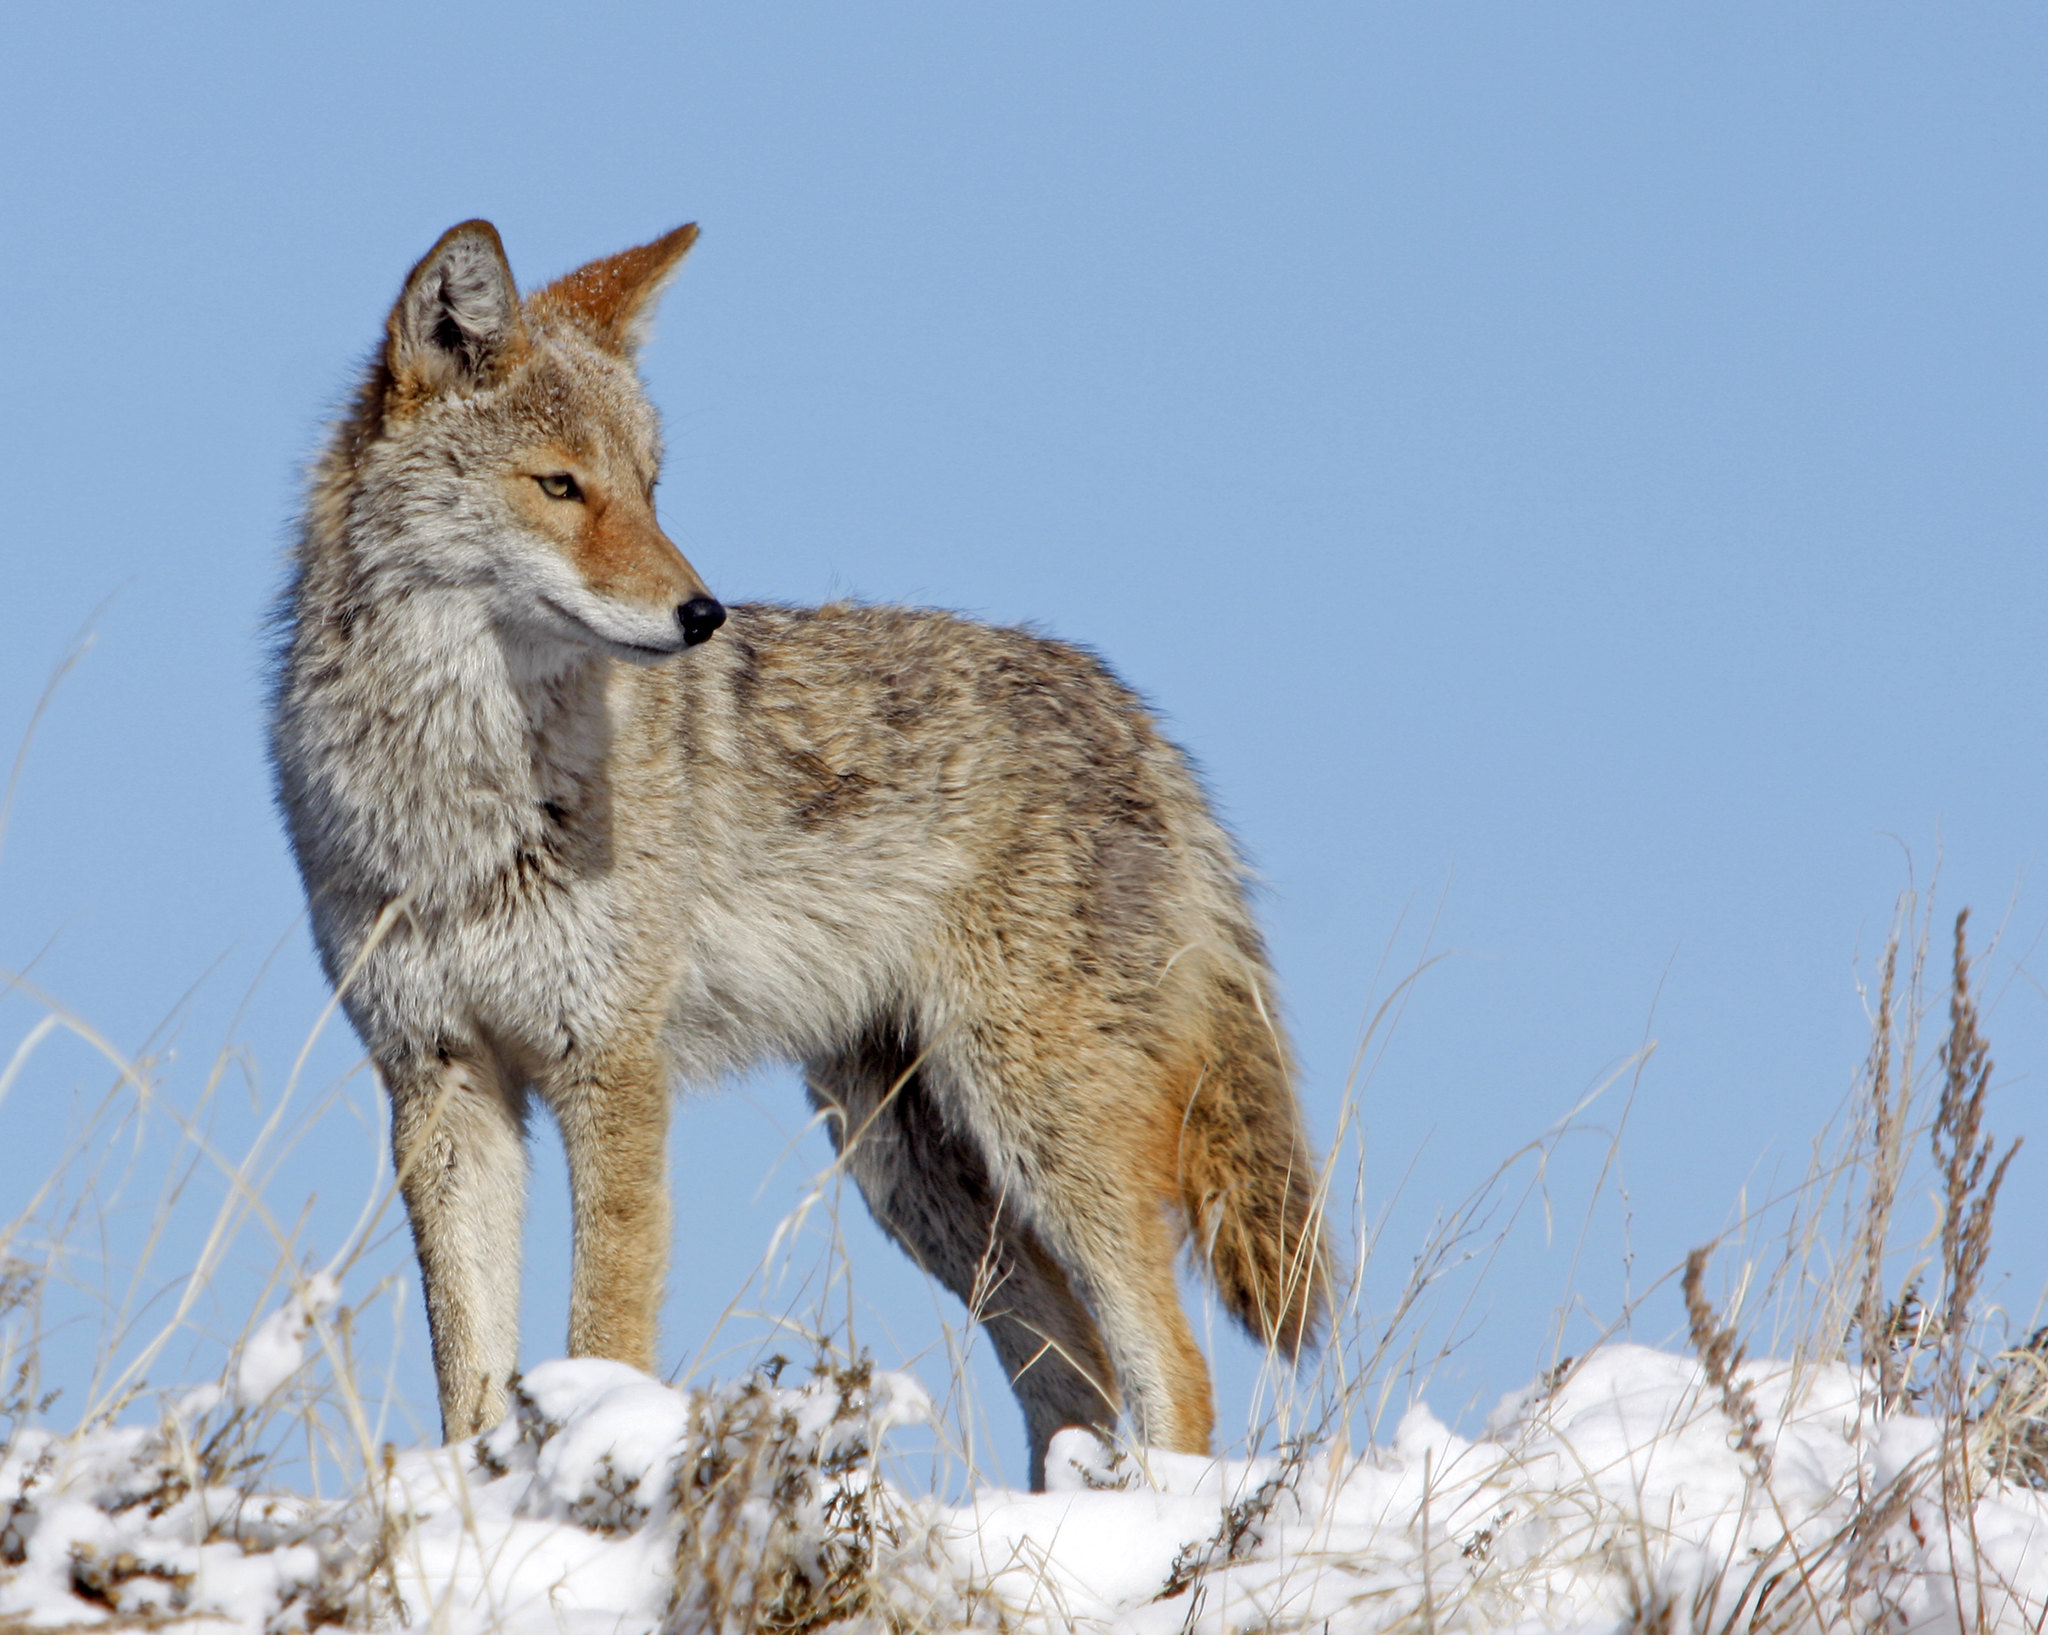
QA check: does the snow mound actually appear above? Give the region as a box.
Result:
[956,1346,2046,1632]
[0,1343,2043,1632]
[235,1274,340,1409]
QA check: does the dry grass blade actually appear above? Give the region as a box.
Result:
[1854,935,1907,1410]
[1681,1247,1770,1480]
[1975,1327,2048,1493]
[1933,909,2022,1416]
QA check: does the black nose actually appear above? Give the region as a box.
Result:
[677,596,726,648]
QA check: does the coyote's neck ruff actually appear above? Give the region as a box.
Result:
[284,587,608,898]
[271,220,1328,1489]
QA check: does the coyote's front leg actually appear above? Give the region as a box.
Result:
[547,1046,672,1369]
[385,1048,530,1441]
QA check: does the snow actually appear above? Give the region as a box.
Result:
[0,1339,2042,1632]
[234,1274,341,1409]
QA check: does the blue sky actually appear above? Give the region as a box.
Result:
[3,6,2045,1482]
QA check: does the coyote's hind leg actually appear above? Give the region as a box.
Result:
[948,1030,1219,1461]
[807,1034,1118,1489]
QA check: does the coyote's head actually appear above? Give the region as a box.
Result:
[330,219,722,662]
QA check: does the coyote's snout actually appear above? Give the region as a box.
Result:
[271,219,1330,1488]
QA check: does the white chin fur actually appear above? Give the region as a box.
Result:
[538,593,686,662]
[485,544,687,661]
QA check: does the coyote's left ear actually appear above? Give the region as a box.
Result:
[529,223,699,356]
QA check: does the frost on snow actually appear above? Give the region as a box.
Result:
[0,1343,2043,1633]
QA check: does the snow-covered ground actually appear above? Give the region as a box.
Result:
[3,1317,2043,1633]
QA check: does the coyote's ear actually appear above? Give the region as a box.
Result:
[528,223,699,356]
[386,220,526,399]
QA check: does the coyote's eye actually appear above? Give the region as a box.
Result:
[536,473,583,502]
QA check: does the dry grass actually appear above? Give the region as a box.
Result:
[0,988,410,1627]
[1932,911,2024,1414]
[1647,900,2046,1635]
[656,1359,904,1635]
[1681,1247,1770,1481]
[1837,902,2034,1436]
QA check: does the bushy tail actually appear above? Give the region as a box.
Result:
[1175,962,1332,1356]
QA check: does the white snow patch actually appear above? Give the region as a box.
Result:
[234,1273,340,1408]
[0,1340,2041,1632]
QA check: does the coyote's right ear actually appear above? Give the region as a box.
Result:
[386,220,526,403]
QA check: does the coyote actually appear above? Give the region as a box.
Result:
[270,220,1328,1486]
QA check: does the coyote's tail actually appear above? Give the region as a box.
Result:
[1174,958,1332,1356]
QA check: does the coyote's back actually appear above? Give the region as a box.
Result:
[270,219,1329,1488]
